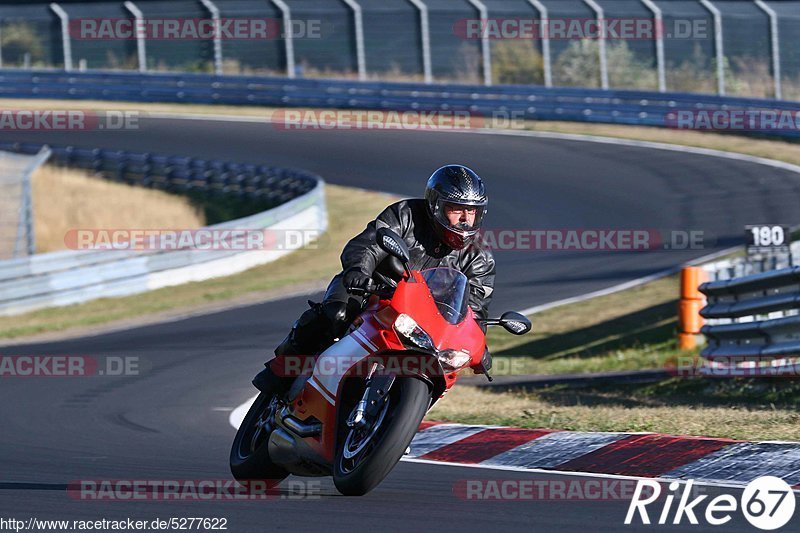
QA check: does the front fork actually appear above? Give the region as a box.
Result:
[346,363,396,429]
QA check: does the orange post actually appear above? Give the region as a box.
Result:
[678,267,708,350]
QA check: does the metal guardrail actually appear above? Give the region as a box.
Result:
[0,146,50,259]
[0,140,317,206]
[701,241,800,284]
[1,70,800,139]
[699,267,800,362]
[0,142,326,316]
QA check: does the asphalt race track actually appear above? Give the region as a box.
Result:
[0,302,767,532]
[3,116,800,310]
[2,118,800,531]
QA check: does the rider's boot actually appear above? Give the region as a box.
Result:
[253,302,328,397]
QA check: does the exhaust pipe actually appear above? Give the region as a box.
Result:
[280,406,321,437]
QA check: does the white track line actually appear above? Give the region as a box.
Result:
[145,111,800,316]
[227,404,800,491]
[229,393,258,430]
[210,111,800,483]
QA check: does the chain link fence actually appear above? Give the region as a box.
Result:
[0,147,50,260]
[1,0,799,97]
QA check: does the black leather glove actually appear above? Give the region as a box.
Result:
[343,269,372,292]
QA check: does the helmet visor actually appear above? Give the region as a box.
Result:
[434,200,486,235]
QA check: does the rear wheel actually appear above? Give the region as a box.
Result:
[229,392,289,486]
[333,377,430,496]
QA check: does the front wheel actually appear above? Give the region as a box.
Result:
[333,377,430,496]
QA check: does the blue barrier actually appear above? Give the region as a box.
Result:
[1,69,799,139]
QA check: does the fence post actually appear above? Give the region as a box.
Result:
[123,1,147,72]
[699,0,725,96]
[199,0,224,75]
[341,0,367,81]
[754,0,782,100]
[678,266,708,350]
[407,0,433,84]
[13,147,51,258]
[528,0,552,88]
[583,0,609,90]
[640,0,666,92]
[271,0,296,78]
[467,0,492,86]
[49,3,73,71]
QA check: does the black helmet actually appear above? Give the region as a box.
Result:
[424,164,488,250]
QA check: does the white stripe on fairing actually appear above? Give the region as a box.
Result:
[481,431,630,469]
[663,442,800,485]
[407,424,490,457]
[312,334,369,399]
[352,329,378,351]
[309,376,336,405]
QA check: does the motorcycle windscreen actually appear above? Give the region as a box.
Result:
[420,267,469,325]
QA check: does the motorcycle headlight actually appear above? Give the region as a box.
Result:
[438,349,472,372]
[393,314,434,351]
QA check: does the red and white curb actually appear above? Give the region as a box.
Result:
[229,398,799,490]
[409,422,800,489]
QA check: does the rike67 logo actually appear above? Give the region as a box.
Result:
[625,477,796,530]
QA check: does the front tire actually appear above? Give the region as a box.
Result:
[229,392,289,486]
[333,377,430,496]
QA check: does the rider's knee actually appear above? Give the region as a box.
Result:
[322,300,348,325]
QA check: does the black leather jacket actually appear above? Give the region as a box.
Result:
[340,199,496,320]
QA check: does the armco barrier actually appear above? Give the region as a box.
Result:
[2,70,800,139]
[0,143,326,316]
[698,267,800,372]
[0,141,317,206]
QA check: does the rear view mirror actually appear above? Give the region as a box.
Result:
[376,227,410,265]
[499,312,531,335]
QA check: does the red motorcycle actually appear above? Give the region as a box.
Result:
[230,228,531,495]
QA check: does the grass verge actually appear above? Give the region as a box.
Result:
[428,379,800,441]
[485,273,687,376]
[7,99,800,439]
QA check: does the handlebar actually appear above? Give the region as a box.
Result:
[346,280,395,299]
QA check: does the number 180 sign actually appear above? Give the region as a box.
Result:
[745,225,792,257]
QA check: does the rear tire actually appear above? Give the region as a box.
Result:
[333,377,430,496]
[229,392,289,486]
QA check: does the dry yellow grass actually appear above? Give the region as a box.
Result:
[31,165,205,253]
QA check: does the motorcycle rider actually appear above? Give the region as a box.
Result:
[254,164,495,394]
